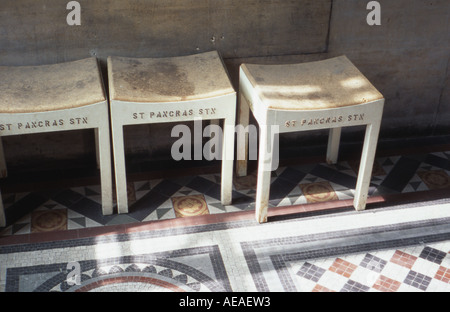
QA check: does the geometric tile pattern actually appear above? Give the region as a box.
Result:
[296,263,326,282]
[329,258,357,278]
[390,250,417,269]
[3,218,450,292]
[1,145,450,294]
[2,191,450,292]
[372,275,402,292]
[236,191,450,293]
[4,246,232,292]
[435,266,450,284]
[360,254,387,273]
[247,238,450,293]
[1,150,450,237]
[404,270,432,291]
[419,246,447,264]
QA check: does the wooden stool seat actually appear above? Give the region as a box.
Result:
[0,57,113,227]
[108,52,235,103]
[108,51,236,214]
[237,56,385,223]
[0,58,106,113]
[241,56,383,111]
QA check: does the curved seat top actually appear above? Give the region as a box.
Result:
[0,57,106,114]
[107,51,235,103]
[241,55,384,111]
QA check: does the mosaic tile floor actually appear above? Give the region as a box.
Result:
[1,151,450,236]
[0,149,450,294]
[1,195,450,294]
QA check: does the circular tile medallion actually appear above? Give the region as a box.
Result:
[172,195,209,217]
[300,181,339,203]
[419,170,450,189]
[31,209,67,233]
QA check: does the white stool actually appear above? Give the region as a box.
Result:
[107,51,236,213]
[0,57,113,227]
[237,56,385,223]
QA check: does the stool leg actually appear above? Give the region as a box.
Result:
[0,137,7,178]
[111,123,128,214]
[255,124,273,223]
[236,93,250,177]
[354,122,381,211]
[326,127,342,165]
[221,117,235,206]
[0,191,4,227]
[96,125,113,215]
[94,130,100,169]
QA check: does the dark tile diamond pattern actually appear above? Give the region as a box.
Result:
[2,150,450,243]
